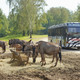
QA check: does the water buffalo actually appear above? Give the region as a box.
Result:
[35,41,62,66]
[21,40,62,66]
[0,41,6,53]
[10,44,23,51]
[9,39,26,51]
[22,40,37,63]
[9,39,35,64]
[9,39,26,47]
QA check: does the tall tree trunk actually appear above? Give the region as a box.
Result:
[22,30,25,36]
[27,30,29,36]
[29,21,32,38]
[30,31,32,38]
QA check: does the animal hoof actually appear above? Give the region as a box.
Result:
[51,60,54,63]
[41,64,43,66]
[53,64,57,67]
[41,61,46,66]
[44,62,46,65]
[33,58,36,63]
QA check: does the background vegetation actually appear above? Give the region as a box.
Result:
[0,34,47,42]
[0,0,80,38]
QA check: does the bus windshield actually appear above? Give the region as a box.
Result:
[68,27,80,33]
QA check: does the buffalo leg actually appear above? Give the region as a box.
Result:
[2,49,5,53]
[33,52,38,63]
[51,54,55,63]
[40,53,46,66]
[54,54,58,67]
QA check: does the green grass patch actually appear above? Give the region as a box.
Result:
[0,34,48,42]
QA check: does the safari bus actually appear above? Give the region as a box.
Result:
[48,22,80,49]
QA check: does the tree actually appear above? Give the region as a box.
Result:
[0,9,9,37]
[47,7,70,25]
[7,0,47,37]
[68,11,78,22]
[76,5,80,22]
[8,11,18,34]
[42,7,71,34]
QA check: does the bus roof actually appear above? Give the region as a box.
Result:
[48,22,80,29]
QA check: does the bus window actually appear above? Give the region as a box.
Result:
[76,28,80,32]
[68,28,80,33]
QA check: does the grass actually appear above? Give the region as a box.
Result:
[0,34,48,42]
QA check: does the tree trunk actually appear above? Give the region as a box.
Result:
[22,30,25,36]
[27,30,29,36]
[30,32,32,38]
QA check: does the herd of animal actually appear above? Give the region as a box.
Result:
[0,39,62,67]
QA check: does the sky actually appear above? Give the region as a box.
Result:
[0,0,9,17]
[45,0,80,12]
[0,0,80,17]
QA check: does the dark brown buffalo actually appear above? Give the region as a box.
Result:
[9,39,26,51]
[21,40,62,66]
[35,41,62,66]
[10,44,23,51]
[10,40,33,52]
[9,39,26,47]
[22,40,37,63]
[0,41,6,53]
[9,39,35,64]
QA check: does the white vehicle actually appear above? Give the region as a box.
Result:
[48,22,80,49]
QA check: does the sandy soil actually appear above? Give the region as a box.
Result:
[0,38,80,80]
[0,49,80,80]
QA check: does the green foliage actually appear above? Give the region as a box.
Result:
[2,1,80,37]
[8,12,19,34]
[42,7,71,34]
[77,5,80,22]
[0,9,9,37]
[0,34,48,42]
[68,11,78,22]
[7,0,47,37]
[46,7,70,26]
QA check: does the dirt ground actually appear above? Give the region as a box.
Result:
[0,38,80,80]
